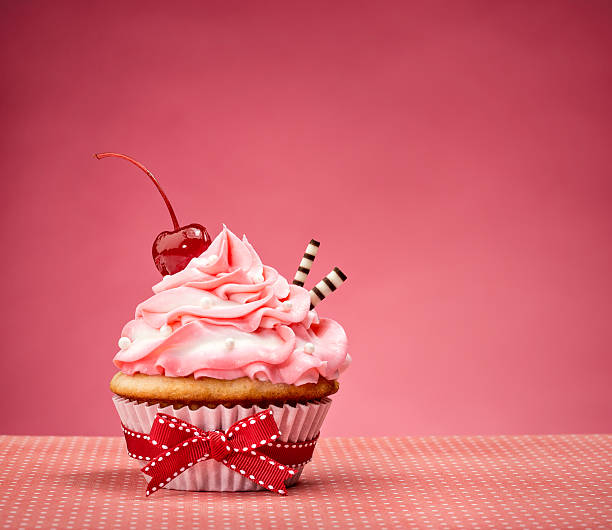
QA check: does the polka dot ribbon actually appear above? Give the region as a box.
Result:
[121,410,319,496]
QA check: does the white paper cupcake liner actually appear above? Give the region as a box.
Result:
[112,395,332,492]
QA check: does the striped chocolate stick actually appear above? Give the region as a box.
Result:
[309,267,347,309]
[293,239,320,287]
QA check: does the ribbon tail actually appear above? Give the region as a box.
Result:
[224,450,294,495]
[142,436,211,496]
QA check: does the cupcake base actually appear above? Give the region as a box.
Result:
[110,372,339,407]
[112,395,332,492]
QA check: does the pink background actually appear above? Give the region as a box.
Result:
[1,1,611,436]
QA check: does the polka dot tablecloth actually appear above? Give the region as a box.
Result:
[0,435,610,528]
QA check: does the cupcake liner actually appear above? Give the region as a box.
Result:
[112,395,332,492]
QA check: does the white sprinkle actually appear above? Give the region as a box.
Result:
[118,337,131,350]
[200,297,213,309]
[197,254,217,268]
[281,300,293,312]
[304,342,315,354]
[160,324,172,337]
[225,337,235,350]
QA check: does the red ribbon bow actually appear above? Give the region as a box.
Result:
[138,410,295,496]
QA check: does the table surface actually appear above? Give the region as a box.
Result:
[0,435,610,529]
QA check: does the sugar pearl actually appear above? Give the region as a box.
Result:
[118,337,132,350]
[225,338,235,350]
[249,271,264,283]
[304,342,315,354]
[281,301,293,312]
[160,324,172,337]
[198,254,218,268]
[200,297,213,309]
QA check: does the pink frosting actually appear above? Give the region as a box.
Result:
[114,226,350,385]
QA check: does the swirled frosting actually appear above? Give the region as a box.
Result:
[114,226,350,385]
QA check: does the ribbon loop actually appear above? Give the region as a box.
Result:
[148,414,204,450]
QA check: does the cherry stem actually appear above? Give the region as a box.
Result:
[94,152,180,231]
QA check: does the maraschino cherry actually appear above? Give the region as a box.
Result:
[94,152,211,276]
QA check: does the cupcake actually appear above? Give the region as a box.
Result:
[95,153,350,495]
[96,152,350,493]
[110,224,349,492]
